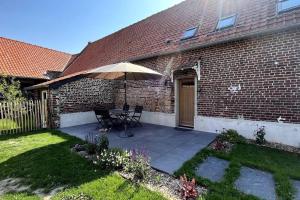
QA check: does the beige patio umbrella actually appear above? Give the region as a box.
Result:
[87,62,163,104]
[87,62,163,137]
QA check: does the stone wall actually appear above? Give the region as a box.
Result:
[48,78,115,128]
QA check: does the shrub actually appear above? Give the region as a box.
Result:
[0,76,25,102]
[85,133,98,155]
[86,143,97,155]
[212,140,227,151]
[61,193,93,200]
[97,148,129,170]
[97,134,109,153]
[85,132,97,144]
[254,126,266,144]
[219,129,245,144]
[180,174,198,200]
[124,148,151,182]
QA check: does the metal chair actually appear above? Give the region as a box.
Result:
[130,106,143,127]
[123,103,130,112]
[119,103,130,120]
[94,109,117,129]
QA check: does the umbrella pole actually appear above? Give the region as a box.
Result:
[124,72,127,104]
[120,72,133,138]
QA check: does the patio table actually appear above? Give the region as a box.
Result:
[109,109,134,138]
[110,108,133,116]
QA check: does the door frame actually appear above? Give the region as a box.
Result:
[175,76,197,128]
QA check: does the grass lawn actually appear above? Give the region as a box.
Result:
[175,143,300,200]
[0,130,166,200]
[0,119,18,131]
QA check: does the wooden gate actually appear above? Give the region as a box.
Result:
[179,79,195,127]
[0,99,48,135]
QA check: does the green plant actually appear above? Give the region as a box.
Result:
[124,148,151,181]
[254,126,266,145]
[155,174,162,183]
[0,76,25,102]
[96,148,129,170]
[84,133,98,155]
[219,129,245,144]
[86,143,97,155]
[61,193,93,200]
[97,134,109,153]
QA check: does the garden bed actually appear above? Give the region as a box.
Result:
[175,129,300,200]
[71,134,207,200]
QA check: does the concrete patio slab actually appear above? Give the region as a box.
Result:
[235,167,276,200]
[195,157,230,182]
[292,180,300,200]
[60,123,216,174]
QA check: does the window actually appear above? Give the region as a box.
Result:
[216,15,237,30]
[181,27,197,40]
[41,90,48,101]
[277,0,300,12]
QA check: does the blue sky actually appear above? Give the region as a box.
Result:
[0,0,184,54]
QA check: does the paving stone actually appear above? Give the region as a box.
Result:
[196,157,229,182]
[235,167,276,200]
[61,123,217,174]
[292,180,300,200]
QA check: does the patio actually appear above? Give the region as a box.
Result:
[60,123,217,174]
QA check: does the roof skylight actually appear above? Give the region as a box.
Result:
[277,0,300,12]
[181,27,197,40]
[216,15,237,30]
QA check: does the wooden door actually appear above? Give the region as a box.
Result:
[179,79,195,127]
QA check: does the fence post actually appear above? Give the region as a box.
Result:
[0,99,49,135]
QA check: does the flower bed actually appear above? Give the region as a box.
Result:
[210,128,300,155]
[71,133,207,200]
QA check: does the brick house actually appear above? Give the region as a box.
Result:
[27,0,300,147]
[0,37,73,98]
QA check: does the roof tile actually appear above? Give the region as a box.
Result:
[0,37,72,79]
[63,0,300,76]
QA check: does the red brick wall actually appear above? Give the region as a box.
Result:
[119,28,300,123]
[196,28,300,123]
[48,28,300,127]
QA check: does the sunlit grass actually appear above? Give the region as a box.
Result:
[0,130,166,200]
[176,143,300,200]
[0,119,18,131]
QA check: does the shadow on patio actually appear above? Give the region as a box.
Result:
[60,123,217,174]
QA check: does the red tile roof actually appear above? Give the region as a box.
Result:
[25,70,88,90]
[63,0,300,76]
[0,37,72,79]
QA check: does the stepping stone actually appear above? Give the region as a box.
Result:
[235,167,276,200]
[196,156,229,182]
[292,180,300,200]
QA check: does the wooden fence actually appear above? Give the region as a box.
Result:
[0,99,48,135]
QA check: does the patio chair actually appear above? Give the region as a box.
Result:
[129,105,143,127]
[119,103,130,121]
[123,103,130,112]
[94,109,117,130]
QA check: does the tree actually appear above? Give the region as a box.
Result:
[0,76,25,102]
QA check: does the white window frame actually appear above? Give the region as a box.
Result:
[41,90,48,101]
